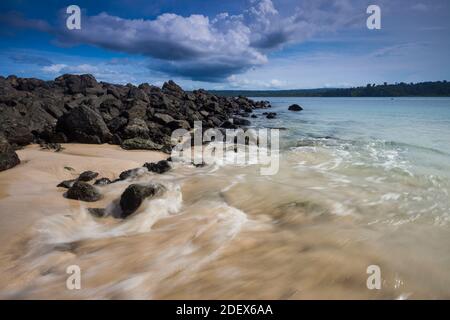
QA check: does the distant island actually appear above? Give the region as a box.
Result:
[211,81,450,97]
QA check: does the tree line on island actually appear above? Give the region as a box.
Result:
[211,81,450,97]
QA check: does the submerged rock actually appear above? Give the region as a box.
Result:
[119,167,147,180]
[94,177,112,185]
[87,208,107,218]
[119,183,166,218]
[266,112,277,119]
[233,117,251,126]
[0,136,20,171]
[78,170,99,182]
[288,104,303,111]
[143,160,171,174]
[66,181,102,202]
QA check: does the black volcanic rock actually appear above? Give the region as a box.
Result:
[94,177,112,185]
[119,183,166,218]
[56,105,112,144]
[0,74,271,151]
[78,170,99,182]
[143,160,171,174]
[57,179,77,189]
[288,104,303,111]
[0,136,20,171]
[118,167,147,181]
[266,112,277,119]
[121,137,163,151]
[233,117,251,126]
[66,181,102,202]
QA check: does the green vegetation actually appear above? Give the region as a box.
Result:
[210,81,450,97]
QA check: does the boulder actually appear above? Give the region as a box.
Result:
[123,118,150,139]
[55,74,99,94]
[78,170,99,182]
[121,137,164,151]
[143,160,171,174]
[288,104,303,111]
[0,136,20,171]
[56,105,112,143]
[66,181,102,202]
[119,183,166,218]
[119,167,147,180]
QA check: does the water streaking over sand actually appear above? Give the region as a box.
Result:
[1,98,450,299]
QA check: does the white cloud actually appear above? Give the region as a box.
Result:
[50,0,369,81]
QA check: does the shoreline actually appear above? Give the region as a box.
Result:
[0,143,167,245]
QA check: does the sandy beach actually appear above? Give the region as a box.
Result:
[0,144,166,247]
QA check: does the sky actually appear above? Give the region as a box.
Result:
[0,0,449,90]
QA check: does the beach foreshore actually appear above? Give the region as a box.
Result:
[0,144,167,245]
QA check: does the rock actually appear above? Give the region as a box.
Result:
[121,138,164,151]
[220,120,238,129]
[55,74,98,94]
[251,114,257,118]
[143,160,171,174]
[162,80,184,98]
[168,119,190,130]
[119,183,166,218]
[87,208,107,218]
[56,105,112,143]
[266,112,277,119]
[66,181,102,202]
[153,113,175,125]
[57,179,77,189]
[111,134,122,145]
[288,104,303,111]
[1,124,34,146]
[233,117,251,126]
[40,142,63,152]
[123,118,149,139]
[78,170,99,182]
[0,136,20,171]
[94,177,112,185]
[119,167,147,180]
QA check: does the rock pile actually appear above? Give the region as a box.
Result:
[0,74,271,154]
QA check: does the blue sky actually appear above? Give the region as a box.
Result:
[1,0,449,89]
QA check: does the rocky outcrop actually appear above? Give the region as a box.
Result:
[288,104,303,111]
[0,74,270,152]
[119,183,166,218]
[0,136,20,171]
